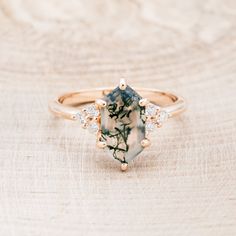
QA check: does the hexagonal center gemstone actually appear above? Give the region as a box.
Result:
[101,85,146,163]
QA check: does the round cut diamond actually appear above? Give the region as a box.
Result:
[76,111,86,124]
[88,122,99,133]
[145,122,155,132]
[85,104,99,117]
[146,104,160,116]
[76,104,100,130]
[157,110,169,124]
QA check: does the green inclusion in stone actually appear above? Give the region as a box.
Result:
[101,85,146,163]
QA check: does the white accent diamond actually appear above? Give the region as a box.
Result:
[145,122,155,132]
[146,104,160,116]
[88,122,99,133]
[157,110,169,124]
[76,111,86,124]
[85,104,99,117]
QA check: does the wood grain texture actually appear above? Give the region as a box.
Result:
[0,1,236,236]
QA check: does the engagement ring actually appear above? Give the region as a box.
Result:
[49,79,186,171]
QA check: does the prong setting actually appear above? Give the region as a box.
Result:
[144,104,168,134]
[120,163,128,171]
[77,104,100,133]
[82,122,88,129]
[139,98,149,107]
[95,99,107,108]
[141,138,151,148]
[119,78,127,90]
[49,78,185,171]
[97,141,107,149]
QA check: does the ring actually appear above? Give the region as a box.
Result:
[49,79,186,171]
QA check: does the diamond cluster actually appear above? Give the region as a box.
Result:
[76,104,100,133]
[74,84,171,166]
[145,103,169,133]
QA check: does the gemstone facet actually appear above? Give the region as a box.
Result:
[101,85,146,163]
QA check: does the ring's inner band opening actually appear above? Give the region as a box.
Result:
[59,89,178,107]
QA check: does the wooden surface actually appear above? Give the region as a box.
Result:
[0,1,236,236]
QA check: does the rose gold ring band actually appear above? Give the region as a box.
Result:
[49,88,186,120]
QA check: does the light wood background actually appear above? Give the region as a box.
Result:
[0,1,236,236]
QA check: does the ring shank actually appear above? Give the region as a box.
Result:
[49,88,186,120]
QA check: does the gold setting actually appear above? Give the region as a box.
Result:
[141,138,151,148]
[139,98,149,107]
[95,99,107,108]
[119,78,127,90]
[120,163,128,171]
[49,79,186,171]
[97,141,107,149]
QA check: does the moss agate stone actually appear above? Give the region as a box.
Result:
[101,85,146,163]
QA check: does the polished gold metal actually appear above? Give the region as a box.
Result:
[141,138,151,148]
[82,123,88,129]
[120,163,128,171]
[119,78,127,90]
[97,141,107,149]
[95,99,107,108]
[139,98,149,107]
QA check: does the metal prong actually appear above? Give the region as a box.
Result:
[85,115,92,121]
[120,163,128,171]
[97,141,107,149]
[141,138,151,148]
[82,123,88,129]
[71,114,78,120]
[95,99,107,108]
[139,98,149,107]
[119,78,127,90]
